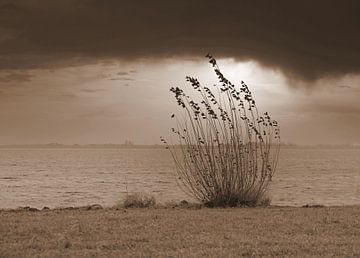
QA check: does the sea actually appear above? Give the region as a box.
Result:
[0,147,359,209]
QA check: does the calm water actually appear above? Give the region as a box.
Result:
[0,147,359,208]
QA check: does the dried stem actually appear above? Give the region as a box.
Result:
[161,54,280,207]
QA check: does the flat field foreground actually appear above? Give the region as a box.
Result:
[0,206,359,257]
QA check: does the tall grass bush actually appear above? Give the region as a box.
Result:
[161,54,280,207]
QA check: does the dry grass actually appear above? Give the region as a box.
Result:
[122,193,156,208]
[162,55,280,207]
[0,206,359,257]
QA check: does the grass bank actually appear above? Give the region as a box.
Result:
[0,206,359,257]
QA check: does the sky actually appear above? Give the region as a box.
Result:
[0,0,360,145]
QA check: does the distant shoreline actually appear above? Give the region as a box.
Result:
[1,203,359,212]
[0,143,359,149]
[0,144,164,149]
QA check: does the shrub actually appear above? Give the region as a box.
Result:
[122,193,156,208]
[161,54,280,207]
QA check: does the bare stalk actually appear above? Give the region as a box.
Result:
[161,54,280,207]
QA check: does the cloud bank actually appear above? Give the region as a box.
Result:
[1,0,360,82]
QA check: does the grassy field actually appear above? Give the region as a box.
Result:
[0,206,359,257]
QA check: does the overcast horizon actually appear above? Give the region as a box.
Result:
[1,0,360,146]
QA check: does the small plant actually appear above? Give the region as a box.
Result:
[161,54,280,207]
[122,193,156,208]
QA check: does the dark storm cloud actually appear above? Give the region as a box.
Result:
[304,103,360,116]
[60,93,77,98]
[335,85,360,92]
[109,70,136,81]
[337,85,352,89]
[108,77,134,81]
[117,72,130,76]
[1,0,360,82]
[0,71,33,83]
[81,88,107,93]
[116,71,136,76]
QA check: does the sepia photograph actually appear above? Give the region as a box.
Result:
[0,1,359,257]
